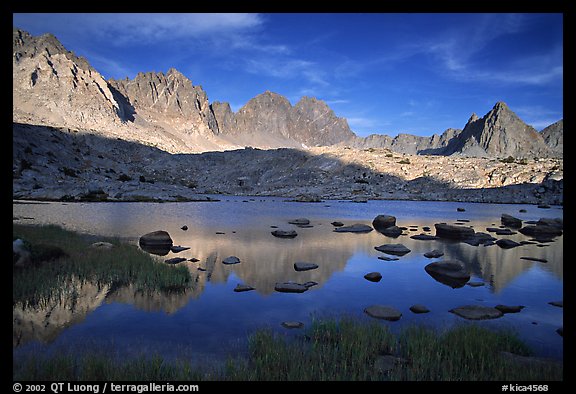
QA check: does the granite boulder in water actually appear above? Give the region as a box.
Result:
[139,230,173,256]
[424,259,470,288]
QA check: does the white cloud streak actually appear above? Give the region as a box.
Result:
[84,13,263,44]
[422,14,562,86]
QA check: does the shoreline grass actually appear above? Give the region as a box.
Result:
[13,223,192,308]
[13,317,563,381]
[13,224,562,381]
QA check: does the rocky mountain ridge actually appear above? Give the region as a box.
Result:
[13,27,562,158]
[12,122,563,205]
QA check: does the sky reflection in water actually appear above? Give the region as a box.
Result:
[13,197,563,362]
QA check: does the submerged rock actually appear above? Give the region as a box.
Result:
[333,223,373,233]
[495,239,521,249]
[548,300,563,308]
[434,223,475,239]
[374,243,411,256]
[378,256,399,261]
[288,218,310,225]
[222,256,241,265]
[139,230,173,255]
[170,245,190,253]
[424,260,470,288]
[461,232,497,246]
[234,284,255,292]
[139,230,173,247]
[294,262,319,271]
[364,305,402,321]
[364,272,383,282]
[495,305,525,314]
[520,256,548,263]
[409,304,430,314]
[275,282,308,293]
[536,217,563,228]
[501,214,523,228]
[449,305,504,320]
[372,214,397,232]
[271,230,298,238]
[519,225,563,237]
[380,225,403,237]
[281,321,304,329]
[423,249,444,258]
[494,228,517,235]
[410,234,439,240]
[331,221,344,227]
[165,257,187,264]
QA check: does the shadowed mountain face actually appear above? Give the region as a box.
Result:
[342,103,562,159]
[440,102,553,158]
[12,122,563,205]
[13,28,127,129]
[540,119,563,158]
[211,92,354,147]
[13,27,561,157]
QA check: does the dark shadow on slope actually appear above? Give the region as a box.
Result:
[12,122,563,206]
[108,84,136,123]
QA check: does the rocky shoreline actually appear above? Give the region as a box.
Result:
[13,123,563,206]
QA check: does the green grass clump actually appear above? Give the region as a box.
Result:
[227,316,396,380]
[14,352,209,381]
[393,324,545,380]
[13,318,562,381]
[13,224,192,308]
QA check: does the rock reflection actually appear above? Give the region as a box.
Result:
[13,277,110,347]
[12,207,563,348]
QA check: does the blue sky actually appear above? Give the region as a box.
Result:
[13,13,563,137]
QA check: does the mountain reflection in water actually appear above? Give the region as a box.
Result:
[12,198,563,360]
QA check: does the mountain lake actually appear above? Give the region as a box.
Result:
[13,197,563,366]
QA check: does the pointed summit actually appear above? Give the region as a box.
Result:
[493,101,510,111]
[442,101,552,158]
[466,113,479,126]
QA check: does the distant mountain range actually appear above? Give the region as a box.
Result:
[13,27,562,158]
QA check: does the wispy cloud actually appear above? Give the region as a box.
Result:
[514,104,563,130]
[244,57,329,87]
[85,13,263,44]
[422,14,562,86]
[346,117,382,130]
[526,118,561,131]
[81,51,135,80]
[14,13,265,47]
[325,99,350,105]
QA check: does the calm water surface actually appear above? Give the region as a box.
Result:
[13,197,564,363]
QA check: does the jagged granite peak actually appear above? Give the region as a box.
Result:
[212,91,354,147]
[540,119,563,158]
[466,113,480,126]
[211,101,235,135]
[108,68,219,134]
[13,27,92,72]
[442,101,552,158]
[13,27,126,128]
[291,96,355,146]
[232,90,293,137]
[341,127,463,155]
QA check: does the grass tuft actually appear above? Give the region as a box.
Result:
[13,318,562,381]
[13,224,192,308]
